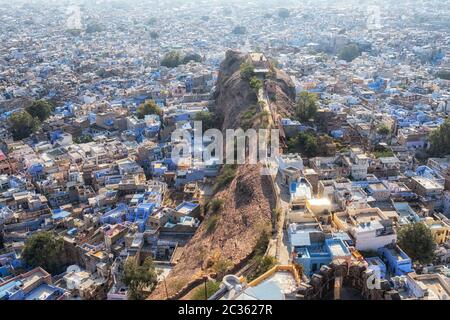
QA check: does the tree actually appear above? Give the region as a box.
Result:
[294,91,318,122]
[85,23,104,33]
[74,135,94,144]
[278,8,290,19]
[136,100,163,119]
[338,43,361,62]
[240,62,255,81]
[428,120,450,157]
[147,17,157,26]
[232,26,246,35]
[397,222,436,264]
[161,51,182,68]
[249,256,277,281]
[194,111,221,132]
[207,199,224,214]
[9,111,40,140]
[377,124,391,136]
[66,29,82,36]
[287,132,319,157]
[182,53,202,64]
[190,280,220,300]
[22,231,65,274]
[249,76,263,91]
[150,31,159,40]
[26,99,53,122]
[436,70,450,80]
[123,257,158,300]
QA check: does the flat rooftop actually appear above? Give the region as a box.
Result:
[413,177,444,190]
[328,241,347,256]
[415,277,450,300]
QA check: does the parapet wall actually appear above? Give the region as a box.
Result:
[296,259,400,300]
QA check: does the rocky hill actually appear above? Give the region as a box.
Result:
[215,50,296,129]
[149,164,275,299]
[148,50,296,300]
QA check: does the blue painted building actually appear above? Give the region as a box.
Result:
[288,223,351,276]
[0,268,67,300]
[0,252,22,278]
[366,256,387,279]
[378,244,413,276]
[101,202,157,232]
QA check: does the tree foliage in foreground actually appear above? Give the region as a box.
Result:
[232,25,247,35]
[136,100,163,119]
[190,280,220,300]
[9,110,40,140]
[161,51,182,68]
[26,99,53,122]
[377,124,391,136]
[287,132,319,157]
[182,53,202,64]
[338,43,361,62]
[436,70,450,80]
[240,62,255,81]
[428,120,450,157]
[194,111,223,132]
[123,257,158,300]
[278,8,290,19]
[397,222,436,264]
[22,231,65,274]
[294,91,318,122]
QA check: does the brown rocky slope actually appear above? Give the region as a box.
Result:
[149,50,295,299]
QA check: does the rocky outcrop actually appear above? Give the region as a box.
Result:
[149,164,275,299]
[214,50,296,130]
[149,50,294,300]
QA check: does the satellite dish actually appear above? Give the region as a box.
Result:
[66,265,81,273]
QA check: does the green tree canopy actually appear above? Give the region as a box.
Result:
[9,111,40,140]
[294,91,318,122]
[428,120,450,157]
[232,26,247,35]
[123,257,158,300]
[338,43,361,62]
[22,231,65,274]
[161,51,182,68]
[74,135,94,144]
[150,31,159,40]
[136,100,163,119]
[194,111,222,132]
[240,62,255,81]
[397,222,436,264]
[190,280,220,300]
[182,53,202,64]
[436,70,450,80]
[26,99,53,122]
[85,23,104,33]
[147,17,157,26]
[249,76,263,91]
[377,124,391,136]
[287,132,319,157]
[278,8,290,19]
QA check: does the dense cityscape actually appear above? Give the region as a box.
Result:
[0,0,450,302]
